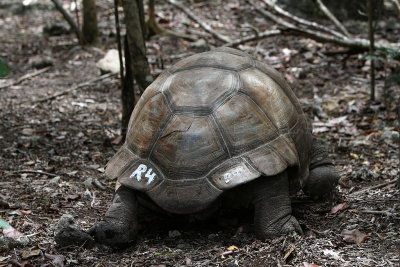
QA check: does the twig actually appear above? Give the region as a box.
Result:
[21,72,116,104]
[223,30,281,47]
[166,0,231,43]
[392,0,400,14]
[148,0,197,41]
[349,178,399,196]
[262,0,346,39]
[93,178,106,190]
[0,67,51,90]
[14,170,58,177]
[367,0,376,101]
[358,209,395,216]
[314,0,350,37]
[50,0,81,42]
[91,191,96,207]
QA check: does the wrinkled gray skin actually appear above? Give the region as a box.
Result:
[89,138,338,248]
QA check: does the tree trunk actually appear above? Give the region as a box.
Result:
[121,0,152,132]
[82,0,98,45]
[121,35,135,137]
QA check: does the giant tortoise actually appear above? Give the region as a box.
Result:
[90,47,339,247]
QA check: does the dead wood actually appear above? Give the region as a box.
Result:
[358,209,397,217]
[314,0,350,37]
[147,0,197,41]
[392,0,400,14]
[166,0,231,43]
[50,0,81,43]
[247,0,400,53]
[224,30,281,47]
[261,0,346,40]
[22,72,116,104]
[14,170,58,177]
[349,178,399,196]
[0,66,51,90]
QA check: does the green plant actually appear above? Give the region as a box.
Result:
[0,58,9,78]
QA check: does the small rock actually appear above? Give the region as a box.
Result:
[54,214,95,248]
[176,243,191,249]
[208,233,217,240]
[48,176,61,187]
[43,23,70,36]
[168,230,181,238]
[28,55,53,69]
[322,98,339,116]
[83,178,93,189]
[312,96,328,119]
[96,49,121,74]
[372,119,386,130]
[352,168,379,180]
[381,128,399,141]
[190,38,208,49]
[56,214,76,234]
[0,236,29,252]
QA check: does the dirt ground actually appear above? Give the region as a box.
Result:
[0,0,399,266]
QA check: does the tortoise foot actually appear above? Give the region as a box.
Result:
[304,165,339,200]
[89,186,138,248]
[256,215,303,239]
[89,218,136,248]
[279,215,303,235]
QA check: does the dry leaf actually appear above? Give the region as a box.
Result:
[22,249,41,259]
[341,229,368,244]
[8,210,32,216]
[227,245,238,251]
[45,253,65,267]
[112,135,123,145]
[330,203,349,214]
[283,246,294,261]
[0,218,23,238]
[350,152,359,159]
[3,227,23,238]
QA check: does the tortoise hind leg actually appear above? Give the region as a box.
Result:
[251,172,303,238]
[303,137,339,200]
[89,185,138,248]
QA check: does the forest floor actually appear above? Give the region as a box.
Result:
[0,0,399,266]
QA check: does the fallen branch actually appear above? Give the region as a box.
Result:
[166,0,231,43]
[148,0,197,41]
[349,178,399,196]
[21,72,116,104]
[247,0,400,53]
[314,0,350,37]
[0,67,51,90]
[262,0,346,39]
[93,178,106,190]
[358,209,396,217]
[50,0,81,42]
[224,30,281,47]
[392,0,400,14]
[14,170,58,177]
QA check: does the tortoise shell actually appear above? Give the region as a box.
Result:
[106,47,312,214]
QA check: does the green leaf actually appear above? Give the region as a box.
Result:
[0,218,11,229]
[0,58,10,78]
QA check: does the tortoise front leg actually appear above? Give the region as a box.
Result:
[251,172,302,238]
[89,185,138,248]
[303,137,339,199]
